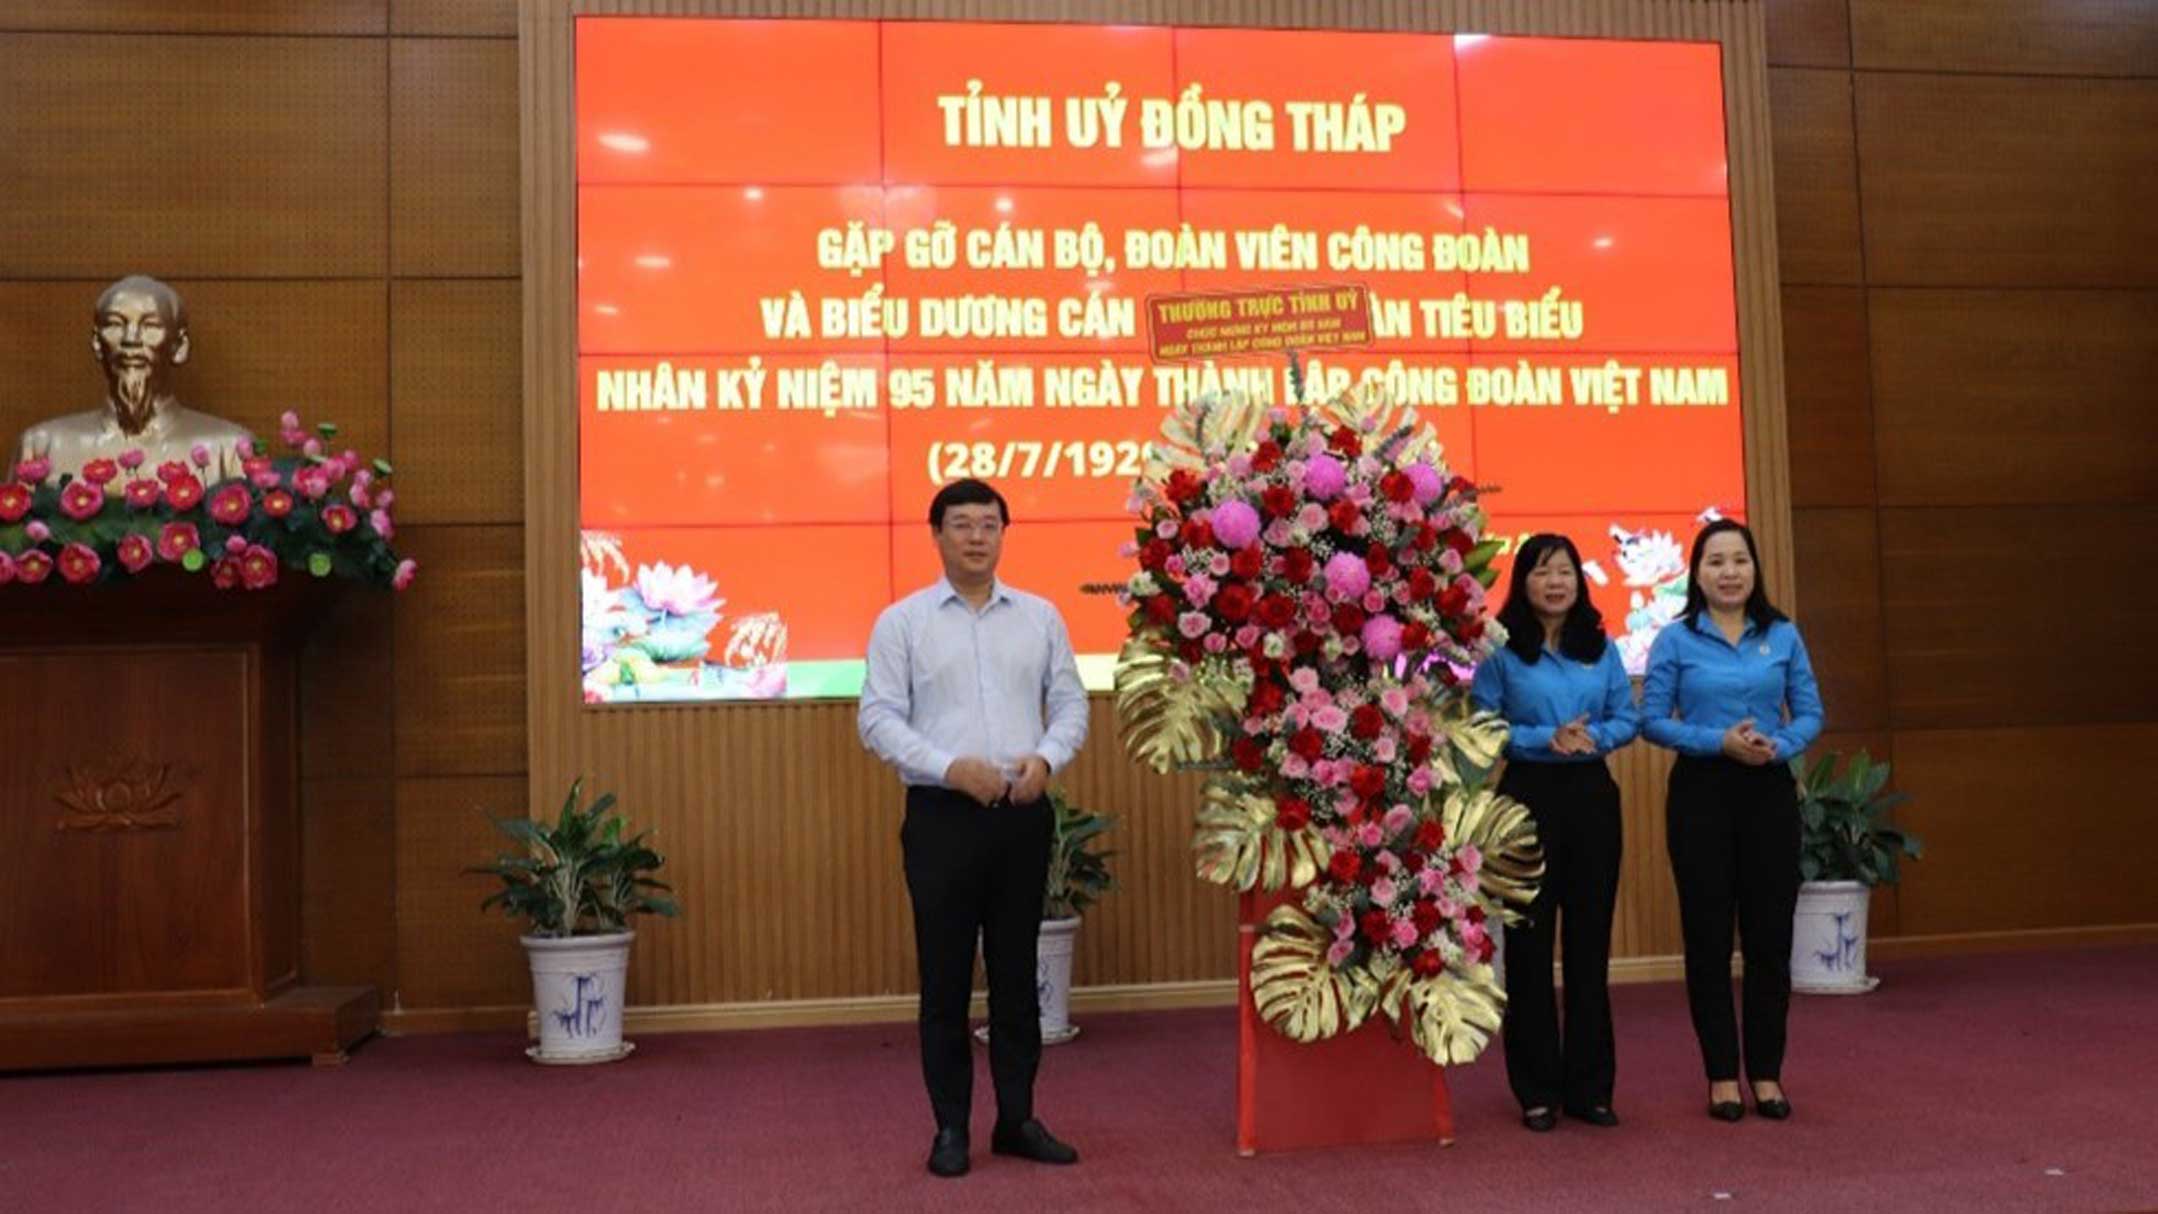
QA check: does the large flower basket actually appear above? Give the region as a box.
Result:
[1103,382,1543,1153]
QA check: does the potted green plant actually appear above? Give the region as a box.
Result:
[1039,792,1115,1044]
[1790,749,1923,994]
[470,778,678,1062]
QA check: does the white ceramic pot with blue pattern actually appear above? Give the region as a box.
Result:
[524,931,636,1063]
[1790,882,1878,994]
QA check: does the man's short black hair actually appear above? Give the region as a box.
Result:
[929,478,1010,529]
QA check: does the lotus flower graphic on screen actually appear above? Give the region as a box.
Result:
[621,561,725,663]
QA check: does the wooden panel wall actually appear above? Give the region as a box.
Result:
[5,0,2147,1025]
[0,2,527,1015]
[1770,0,2158,942]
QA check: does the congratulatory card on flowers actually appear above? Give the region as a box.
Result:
[572,18,1747,703]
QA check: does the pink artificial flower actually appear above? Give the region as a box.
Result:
[1301,453,1346,500]
[1295,502,1328,533]
[0,482,29,521]
[156,522,201,563]
[17,550,54,583]
[26,520,51,543]
[1279,753,1311,780]
[1323,552,1371,600]
[279,409,302,433]
[1381,686,1411,717]
[239,544,278,590]
[1176,611,1211,640]
[0,551,13,584]
[1355,822,1383,848]
[1288,667,1320,694]
[1326,939,1355,967]
[322,503,357,534]
[1418,868,1447,896]
[1407,768,1434,796]
[1154,519,1178,539]
[1181,573,1216,607]
[293,465,331,500]
[124,479,162,509]
[1163,554,1186,578]
[156,460,187,484]
[1233,624,1261,650]
[234,438,256,460]
[15,457,52,483]
[391,558,419,591]
[1361,589,1387,614]
[118,448,146,470]
[1333,911,1357,941]
[1115,540,1138,559]
[1207,552,1231,577]
[210,557,240,589]
[80,458,120,486]
[1458,871,1481,895]
[1312,705,1348,735]
[302,438,324,459]
[1457,845,1483,874]
[189,442,210,469]
[1371,877,1400,906]
[224,534,248,555]
[208,484,252,526]
[1383,804,1415,837]
[116,534,153,572]
[1406,462,1444,505]
[1210,499,1262,549]
[252,470,282,489]
[59,480,103,521]
[1362,613,1405,662]
[1373,735,1398,763]
[57,542,99,584]
[1201,633,1228,654]
[1390,918,1421,950]
[263,489,295,518]
[165,473,204,511]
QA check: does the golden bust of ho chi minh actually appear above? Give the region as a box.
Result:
[14,275,254,490]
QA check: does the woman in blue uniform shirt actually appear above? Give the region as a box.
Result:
[1472,533,1640,1133]
[1640,519,1822,1123]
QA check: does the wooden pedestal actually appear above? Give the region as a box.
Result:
[0,573,378,1071]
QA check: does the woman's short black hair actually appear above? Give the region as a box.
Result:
[1495,532,1608,664]
[929,478,1009,529]
[1681,518,1787,630]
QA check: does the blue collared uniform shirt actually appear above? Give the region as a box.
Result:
[1639,614,1823,759]
[857,577,1089,789]
[1471,642,1641,763]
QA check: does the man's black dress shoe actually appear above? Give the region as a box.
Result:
[927,1128,969,1178]
[1708,1100,1745,1122]
[1522,1107,1558,1132]
[991,1118,1079,1164]
[1565,1104,1621,1127]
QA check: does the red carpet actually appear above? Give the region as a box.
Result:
[6,945,2155,1212]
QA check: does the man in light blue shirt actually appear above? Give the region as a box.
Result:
[858,478,1087,1179]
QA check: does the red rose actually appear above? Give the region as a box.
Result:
[1329,851,1362,883]
[1462,617,1486,641]
[124,479,162,510]
[1403,852,1427,875]
[1214,583,1254,622]
[1250,680,1286,717]
[1183,518,1215,550]
[1327,499,1361,535]
[1293,630,1321,655]
[1256,594,1296,629]
[1450,475,1473,497]
[1350,704,1386,740]
[1288,728,1325,761]
[156,522,201,563]
[1231,736,1267,772]
[1409,568,1438,602]
[1467,905,1487,925]
[1412,900,1443,933]
[1164,469,1204,506]
[1261,484,1298,518]
[1349,764,1387,799]
[1402,621,1433,652]
[1416,819,1447,852]
[1332,603,1367,638]
[16,550,53,583]
[0,483,29,521]
[1365,546,1392,577]
[1281,547,1315,584]
[1252,440,1283,472]
[165,473,204,511]
[1140,538,1171,571]
[239,544,279,590]
[1407,734,1434,765]
[1439,585,1470,617]
[1412,950,1446,978]
[116,534,153,573]
[1358,910,1391,944]
[1230,546,1264,580]
[1477,937,1497,964]
[1275,798,1312,832]
[81,458,120,487]
[1380,471,1413,502]
[1413,523,1439,552]
[1446,529,1474,556]
[156,460,188,484]
[1145,594,1177,626]
[1328,427,1361,457]
[263,489,295,519]
[210,484,254,526]
[1178,639,1204,664]
[210,557,240,590]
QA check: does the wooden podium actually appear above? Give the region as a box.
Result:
[0,573,378,1071]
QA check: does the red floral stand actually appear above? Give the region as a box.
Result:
[1235,890,1456,1155]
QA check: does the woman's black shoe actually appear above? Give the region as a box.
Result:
[1708,1100,1745,1122]
[1565,1105,1620,1127]
[1522,1107,1558,1132]
[1754,1096,1792,1120]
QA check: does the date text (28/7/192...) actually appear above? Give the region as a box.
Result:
[926,440,1145,485]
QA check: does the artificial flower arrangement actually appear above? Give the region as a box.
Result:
[1107,380,1541,1065]
[0,411,414,592]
